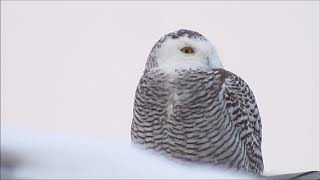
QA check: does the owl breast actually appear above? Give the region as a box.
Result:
[131,69,246,170]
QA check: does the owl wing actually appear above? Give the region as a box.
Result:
[218,69,264,174]
[131,70,170,146]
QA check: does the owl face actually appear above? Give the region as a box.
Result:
[146,29,223,73]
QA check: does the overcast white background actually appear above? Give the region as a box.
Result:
[1,1,319,176]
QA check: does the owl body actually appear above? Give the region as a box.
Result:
[131,29,263,174]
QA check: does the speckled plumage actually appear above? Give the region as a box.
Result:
[131,29,264,175]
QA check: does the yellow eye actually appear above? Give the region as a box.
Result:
[181,47,194,54]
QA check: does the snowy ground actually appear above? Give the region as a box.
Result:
[1,128,253,179]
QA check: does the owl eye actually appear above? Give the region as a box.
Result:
[181,47,194,54]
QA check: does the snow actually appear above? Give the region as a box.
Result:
[1,128,253,179]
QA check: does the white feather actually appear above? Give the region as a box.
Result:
[155,36,223,73]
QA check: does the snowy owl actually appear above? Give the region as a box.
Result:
[131,29,264,175]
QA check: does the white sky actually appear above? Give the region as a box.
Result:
[1,1,319,175]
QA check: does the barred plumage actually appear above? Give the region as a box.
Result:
[131,29,264,175]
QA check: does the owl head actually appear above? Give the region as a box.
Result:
[144,29,223,73]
